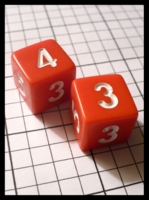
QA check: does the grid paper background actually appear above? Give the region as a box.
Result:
[5,5,144,195]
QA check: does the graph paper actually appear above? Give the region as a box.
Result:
[5,5,144,195]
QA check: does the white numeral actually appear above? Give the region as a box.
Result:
[99,125,119,143]
[17,73,26,97]
[94,83,118,109]
[38,48,57,68]
[49,81,64,102]
[72,100,80,133]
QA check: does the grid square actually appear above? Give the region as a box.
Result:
[113,148,134,167]
[38,182,61,195]
[55,159,77,180]
[76,15,90,23]
[36,19,50,28]
[77,53,94,65]
[73,43,89,54]
[126,58,143,70]
[102,39,118,50]
[94,152,116,172]
[81,65,99,77]
[46,127,67,144]
[94,22,108,31]
[6,117,26,134]
[130,144,144,163]
[5,190,16,195]
[129,37,143,47]
[125,183,144,195]
[5,64,13,77]
[137,111,144,126]
[127,128,144,146]
[23,21,36,30]
[21,101,33,116]
[111,29,126,38]
[5,136,8,152]
[11,149,32,169]
[21,13,34,21]
[80,23,95,32]
[98,30,113,40]
[11,40,26,51]
[59,177,83,195]
[133,96,144,111]
[127,83,141,97]
[64,16,78,25]
[65,125,76,141]
[55,35,71,45]
[60,109,72,124]
[121,48,137,59]
[106,188,126,195]
[9,133,28,151]
[5,77,16,90]
[5,170,14,190]
[5,89,20,104]
[137,82,144,96]
[14,167,36,188]
[116,38,131,48]
[96,63,114,74]
[111,60,128,72]
[5,152,11,170]
[34,163,57,184]
[50,17,64,26]
[69,140,91,158]
[84,31,99,42]
[31,146,52,165]
[34,12,47,20]
[131,69,143,82]
[119,165,142,185]
[137,162,144,180]
[67,24,81,34]
[24,114,44,131]
[80,173,103,195]
[27,129,48,147]
[17,186,38,195]
[70,33,85,43]
[106,49,122,61]
[50,142,72,161]
[5,103,22,119]
[92,51,109,63]
[118,71,134,84]
[88,41,104,52]
[38,27,53,38]
[134,47,144,57]
[100,169,123,190]
[74,155,97,175]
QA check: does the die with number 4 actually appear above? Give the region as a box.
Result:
[70,74,138,151]
[11,39,76,114]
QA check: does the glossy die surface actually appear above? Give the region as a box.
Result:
[70,74,138,151]
[11,39,76,114]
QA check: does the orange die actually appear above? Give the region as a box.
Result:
[11,39,76,114]
[70,74,138,151]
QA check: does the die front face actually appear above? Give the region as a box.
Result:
[70,74,138,151]
[11,39,76,114]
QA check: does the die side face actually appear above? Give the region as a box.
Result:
[11,39,76,114]
[70,74,138,151]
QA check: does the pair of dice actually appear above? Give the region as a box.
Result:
[11,39,138,151]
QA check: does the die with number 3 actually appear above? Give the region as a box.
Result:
[70,74,138,151]
[11,39,76,114]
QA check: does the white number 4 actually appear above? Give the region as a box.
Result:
[38,48,57,68]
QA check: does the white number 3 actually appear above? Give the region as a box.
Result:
[99,125,119,143]
[94,83,118,109]
[49,81,64,102]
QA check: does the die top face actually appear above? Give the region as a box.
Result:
[71,74,138,123]
[11,39,75,84]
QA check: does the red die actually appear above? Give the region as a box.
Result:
[11,39,76,114]
[70,74,138,151]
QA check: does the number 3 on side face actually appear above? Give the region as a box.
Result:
[99,125,119,143]
[94,82,118,109]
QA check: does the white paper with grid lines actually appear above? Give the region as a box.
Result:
[5,5,144,195]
